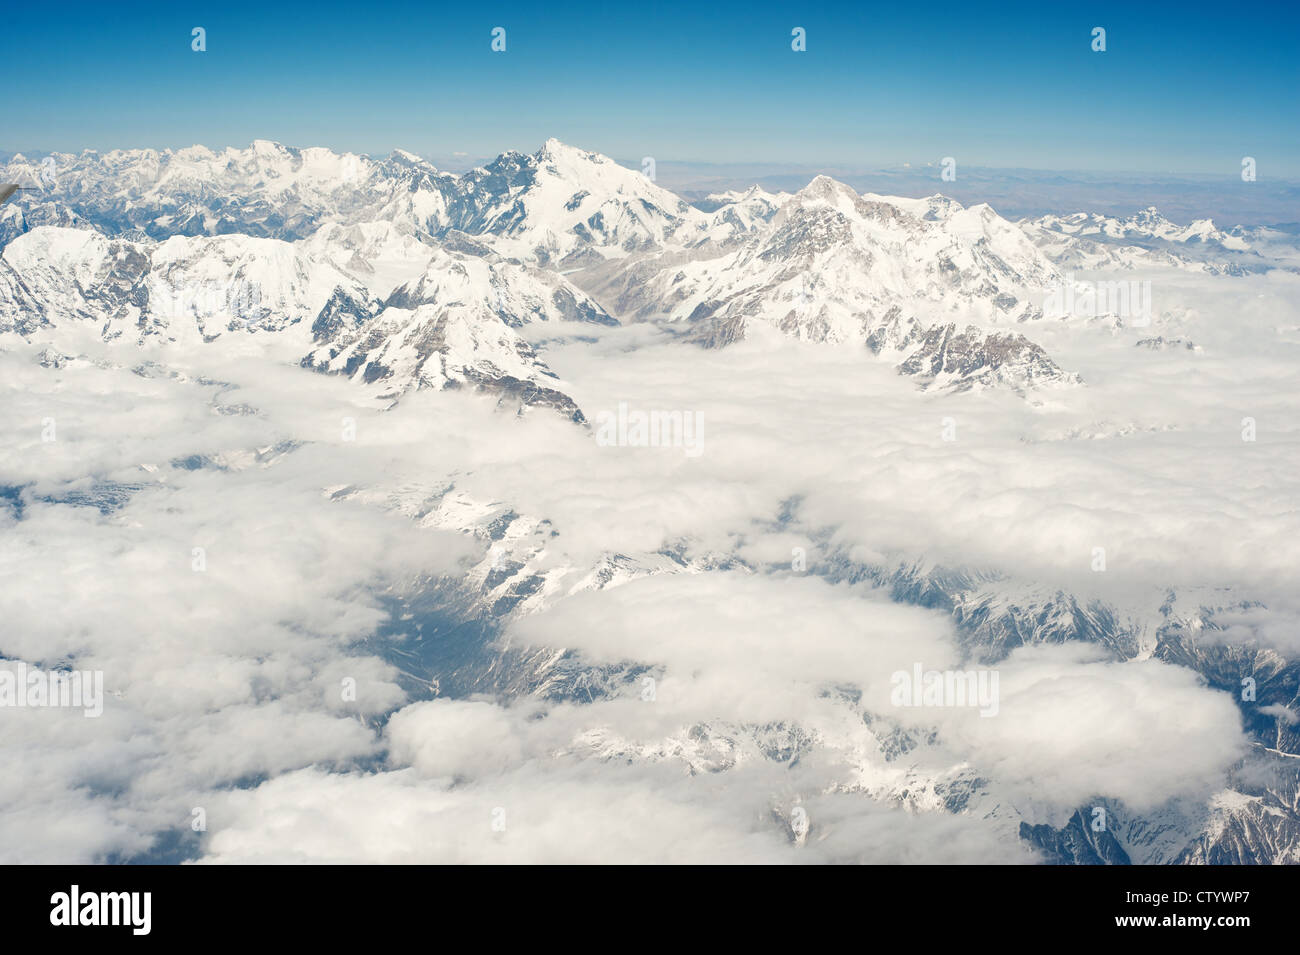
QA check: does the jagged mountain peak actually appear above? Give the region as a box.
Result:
[249,138,291,156]
[302,245,606,417]
[0,138,1164,405]
[791,174,865,210]
[387,147,429,165]
[439,140,700,266]
[537,137,603,163]
[581,177,1068,392]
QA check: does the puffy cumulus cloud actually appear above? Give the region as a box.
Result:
[505,572,959,725]
[0,703,156,863]
[184,571,1233,863]
[251,572,1241,863]
[197,764,790,864]
[1183,601,1300,658]
[925,644,1248,812]
[386,699,529,779]
[196,759,1029,865]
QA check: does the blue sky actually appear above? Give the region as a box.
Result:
[5,0,1298,176]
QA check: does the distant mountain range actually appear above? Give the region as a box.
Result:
[14,138,1271,408]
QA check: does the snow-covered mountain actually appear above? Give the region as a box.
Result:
[301,465,1300,866]
[0,141,452,244]
[1032,207,1247,246]
[301,246,613,413]
[0,225,599,415]
[1017,206,1281,275]
[580,175,1075,391]
[1,139,1089,400]
[0,139,769,265]
[432,139,701,267]
[12,138,1300,407]
[0,226,361,344]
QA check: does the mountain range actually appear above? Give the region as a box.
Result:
[1,138,1180,405]
[4,139,1298,865]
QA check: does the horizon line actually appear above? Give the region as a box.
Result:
[2,139,1294,186]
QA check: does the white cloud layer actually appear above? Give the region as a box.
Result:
[0,263,1289,862]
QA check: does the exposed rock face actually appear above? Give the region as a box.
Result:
[898,324,1079,392]
[1020,809,1133,865]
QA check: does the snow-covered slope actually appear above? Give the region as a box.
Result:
[0,142,454,242]
[434,139,706,267]
[1017,207,1275,275]
[1,226,363,347]
[1030,207,1247,246]
[2,141,1088,400]
[0,225,602,416]
[583,175,1074,391]
[16,140,1297,406]
[301,246,614,413]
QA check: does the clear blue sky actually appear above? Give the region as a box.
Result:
[5,0,1298,175]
